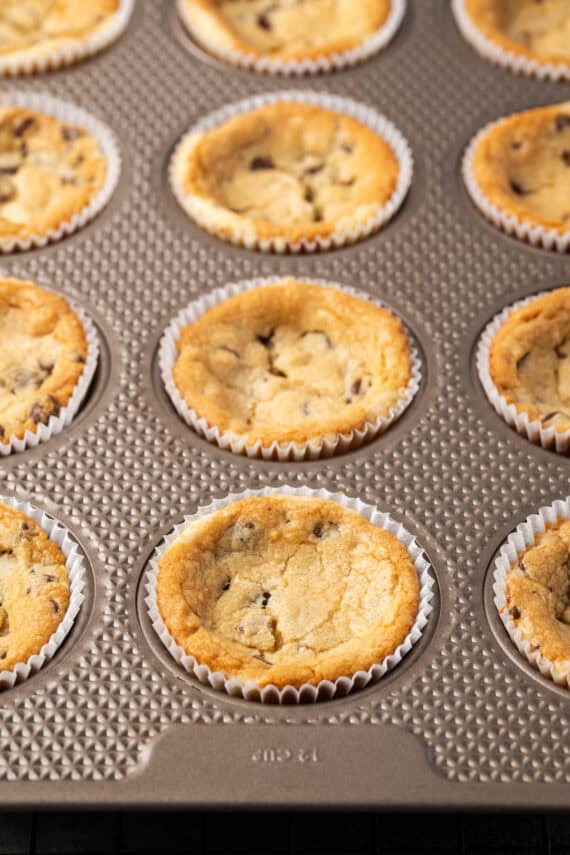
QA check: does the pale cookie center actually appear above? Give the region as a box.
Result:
[0,1,108,53]
[505,113,570,224]
[498,0,570,58]
[0,113,96,227]
[189,516,398,665]
[514,334,570,426]
[215,126,358,226]
[207,323,371,429]
[218,0,380,53]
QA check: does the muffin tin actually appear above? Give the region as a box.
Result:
[1,0,570,809]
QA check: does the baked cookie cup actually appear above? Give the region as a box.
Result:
[159,277,421,460]
[477,288,570,454]
[452,0,570,81]
[0,276,99,456]
[145,488,434,704]
[177,0,406,75]
[0,0,135,77]
[494,497,570,689]
[0,495,85,690]
[169,92,413,253]
[463,102,570,252]
[0,92,121,252]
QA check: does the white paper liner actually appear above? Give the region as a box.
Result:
[0,92,121,253]
[493,497,570,688]
[476,290,570,454]
[177,0,406,75]
[145,486,435,704]
[463,118,570,253]
[0,285,99,456]
[159,277,422,460]
[0,0,135,77]
[0,495,86,690]
[169,91,413,253]
[452,0,570,82]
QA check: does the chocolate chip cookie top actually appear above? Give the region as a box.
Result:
[0,1,121,66]
[0,277,88,442]
[172,279,412,448]
[470,102,570,235]
[504,518,570,671]
[461,0,570,69]
[0,501,70,673]
[179,0,392,64]
[156,495,420,688]
[0,106,107,243]
[489,288,570,432]
[171,101,401,248]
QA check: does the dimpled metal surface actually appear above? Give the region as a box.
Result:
[1,0,570,807]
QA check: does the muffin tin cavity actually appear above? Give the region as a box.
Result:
[146,287,432,468]
[0,296,118,467]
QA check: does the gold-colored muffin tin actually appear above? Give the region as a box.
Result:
[1,0,570,809]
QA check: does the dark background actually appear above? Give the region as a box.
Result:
[1,812,570,854]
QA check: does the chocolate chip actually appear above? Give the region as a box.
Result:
[49,598,60,614]
[563,150,570,167]
[0,165,18,175]
[256,12,271,29]
[304,187,314,203]
[61,127,82,142]
[511,140,522,150]
[255,591,271,608]
[43,574,56,583]
[30,395,59,425]
[13,117,36,137]
[350,378,362,396]
[511,606,521,620]
[542,411,561,424]
[313,523,323,538]
[256,330,274,348]
[250,156,275,171]
[74,353,86,364]
[0,651,6,661]
[555,344,567,358]
[244,522,255,530]
[518,557,527,573]
[555,115,570,132]
[509,179,527,196]
[270,366,287,378]
[221,579,231,592]
[313,208,324,222]
[39,360,54,375]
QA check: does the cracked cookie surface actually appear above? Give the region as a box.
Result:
[464,0,570,68]
[489,288,570,432]
[0,276,88,442]
[172,101,400,247]
[471,102,570,235]
[505,519,570,674]
[156,495,420,688]
[0,501,70,674]
[0,1,120,64]
[172,279,412,448]
[0,106,107,243]
[180,0,391,63]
